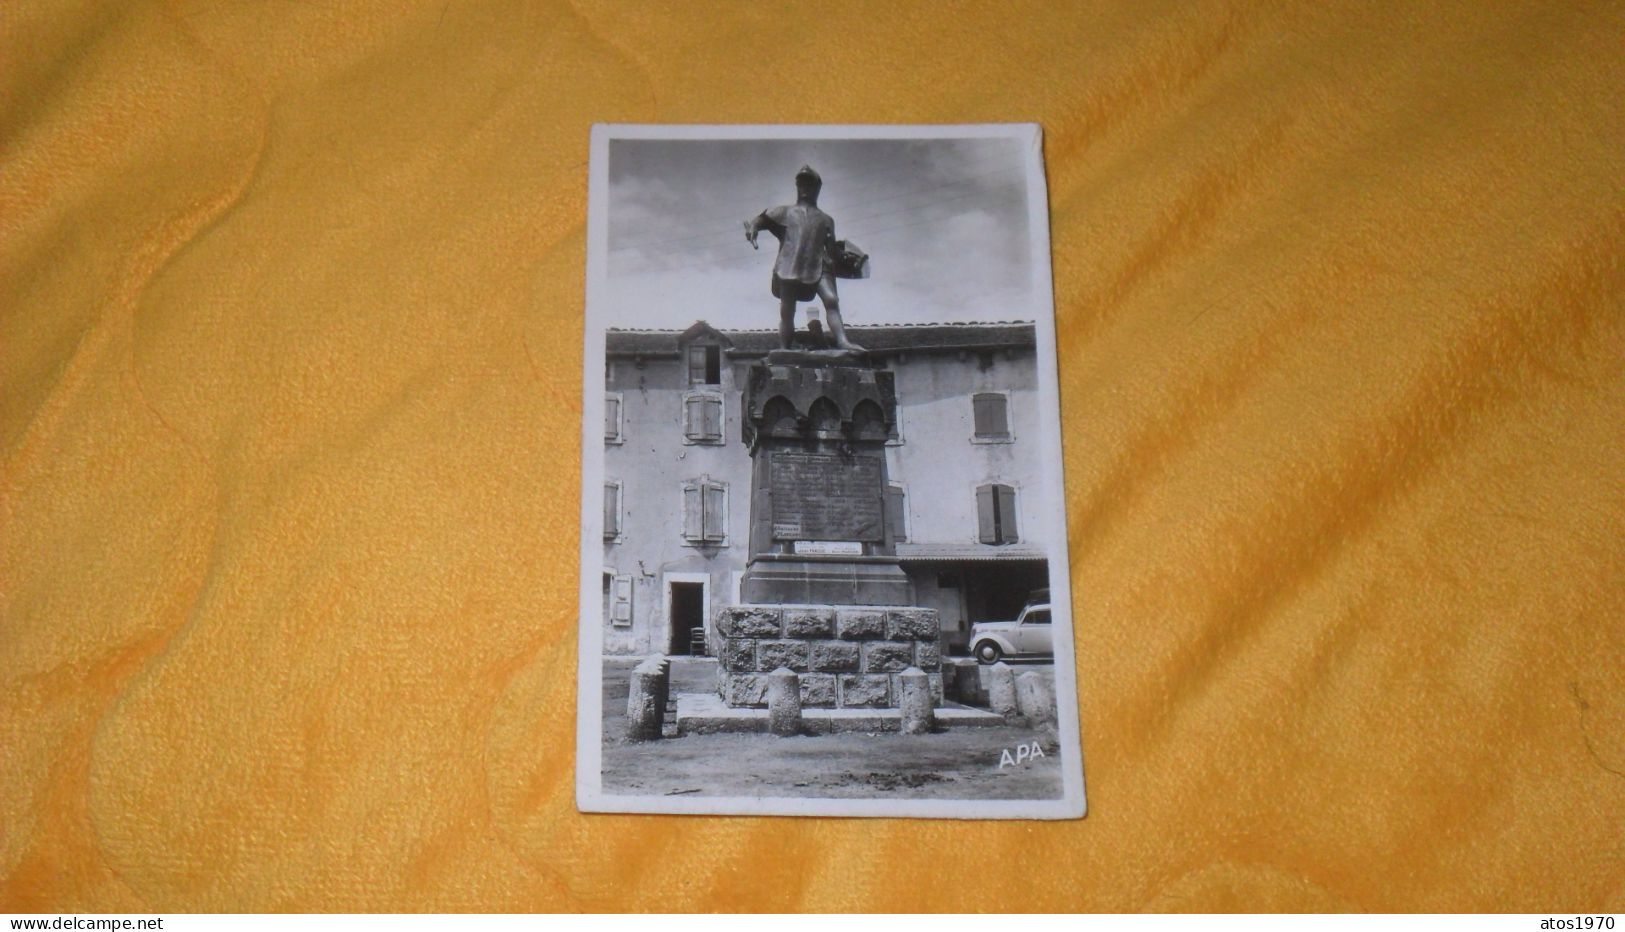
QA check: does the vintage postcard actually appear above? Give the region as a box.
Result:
[575,124,1085,818]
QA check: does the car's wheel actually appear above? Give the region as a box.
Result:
[974,640,1003,664]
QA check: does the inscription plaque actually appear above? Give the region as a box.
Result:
[793,540,863,555]
[769,451,884,542]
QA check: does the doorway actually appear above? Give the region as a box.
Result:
[667,579,707,656]
[962,560,1048,625]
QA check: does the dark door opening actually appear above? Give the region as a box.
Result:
[669,582,706,656]
[964,561,1048,623]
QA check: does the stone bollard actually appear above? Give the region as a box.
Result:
[898,666,935,735]
[1016,670,1057,726]
[625,656,670,741]
[988,661,1018,718]
[766,666,802,737]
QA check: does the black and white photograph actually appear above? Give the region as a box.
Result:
[575,124,1085,819]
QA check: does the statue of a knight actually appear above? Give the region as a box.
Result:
[744,165,870,352]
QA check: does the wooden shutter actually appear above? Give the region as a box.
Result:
[603,483,619,540]
[976,484,997,544]
[702,396,721,441]
[703,483,726,542]
[973,393,1007,438]
[996,484,1018,543]
[685,395,721,442]
[604,396,620,441]
[682,483,702,541]
[884,485,907,543]
[610,575,633,625]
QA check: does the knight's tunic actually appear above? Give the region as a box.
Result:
[752,203,836,300]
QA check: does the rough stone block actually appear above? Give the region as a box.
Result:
[988,662,1018,717]
[725,673,769,708]
[886,608,939,640]
[808,641,860,672]
[898,667,934,735]
[835,609,886,640]
[838,674,891,708]
[717,605,783,638]
[719,638,756,673]
[799,673,837,707]
[757,639,810,672]
[915,640,942,670]
[626,656,670,740]
[1016,670,1057,725]
[767,667,802,737]
[862,641,913,673]
[890,671,947,708]
[784,608,835,638]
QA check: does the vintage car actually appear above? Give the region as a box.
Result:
[968,594,1053,664]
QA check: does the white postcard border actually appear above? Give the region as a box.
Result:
[574,122,1086,819]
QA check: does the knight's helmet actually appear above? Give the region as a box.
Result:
[794,164,822,199]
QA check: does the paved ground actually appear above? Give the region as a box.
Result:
[599,658,1066,800]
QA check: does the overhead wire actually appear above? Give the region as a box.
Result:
[606,140,1016,248]
[608,148,1025,254]
[611,165,1029,265]
[612,177,1029,278]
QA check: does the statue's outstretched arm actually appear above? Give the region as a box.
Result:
[744,207,787,250]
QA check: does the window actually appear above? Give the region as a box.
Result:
[688,344,722,385]
[604,393,623,443]
[1024,609,1051,625]
[682,391,724,444]
[682,477,728,545]
[884,482,909,543]
[603,481,622,541]
[976,483,1019,545]
[971,392,1012,442]
[607,573,633,627]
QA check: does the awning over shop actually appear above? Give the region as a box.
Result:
[895,542,1048,562]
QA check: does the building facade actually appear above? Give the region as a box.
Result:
[602,320,1050,657]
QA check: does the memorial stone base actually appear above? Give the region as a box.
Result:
[713,603,944,709]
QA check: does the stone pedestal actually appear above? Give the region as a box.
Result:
[738,555,912,606]
[736,358,912,606]
[714,355,942,710]
[714,604,943,709]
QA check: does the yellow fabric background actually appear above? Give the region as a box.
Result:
[3,0,1622,913]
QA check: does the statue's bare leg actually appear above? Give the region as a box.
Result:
[817,277,863,351]
[778,293,798,349]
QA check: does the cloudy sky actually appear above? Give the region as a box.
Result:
[602,136,1035,330]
